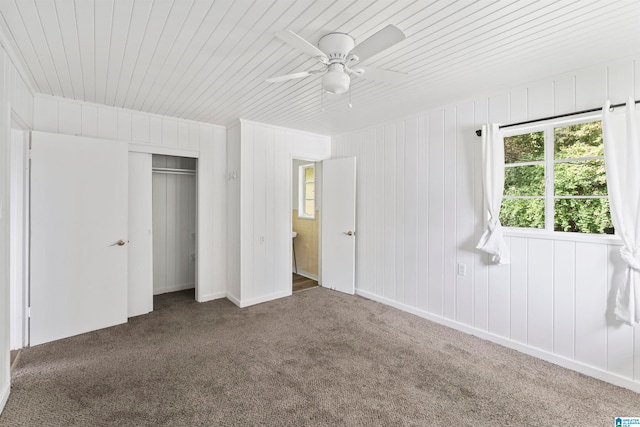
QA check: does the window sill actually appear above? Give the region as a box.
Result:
[502,227,622,245]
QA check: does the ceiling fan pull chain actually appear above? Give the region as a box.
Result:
[348,85,353,109]
[320,86,325,112]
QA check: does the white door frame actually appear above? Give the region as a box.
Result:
[127,150,200,315]
[151,154,198,296]
[9,117,29,350]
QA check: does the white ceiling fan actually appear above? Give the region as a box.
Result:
[266,25,408,95]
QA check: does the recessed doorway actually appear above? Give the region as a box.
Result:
[291,158,321,292]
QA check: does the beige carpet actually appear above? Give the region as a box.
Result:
[1,287,639,426]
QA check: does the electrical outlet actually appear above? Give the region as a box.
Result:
[457,263,467,276]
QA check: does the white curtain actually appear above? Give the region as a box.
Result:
[603,97,640,326]
[476,124,510,264]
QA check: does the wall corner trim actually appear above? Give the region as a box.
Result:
[197,291,227,303]
[225,293,242,307]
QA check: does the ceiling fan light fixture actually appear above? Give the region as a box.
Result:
[322,69,350,94]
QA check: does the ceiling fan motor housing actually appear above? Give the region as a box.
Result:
[318,33,355,94]
[318,32,355,60]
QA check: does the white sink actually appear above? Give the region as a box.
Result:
[292,231,298,238]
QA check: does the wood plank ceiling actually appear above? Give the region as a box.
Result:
[1,0,639,135]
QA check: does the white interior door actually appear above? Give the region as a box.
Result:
[30,131,128,346]
[321,157,356,294]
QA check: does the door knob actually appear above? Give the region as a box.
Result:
[343,231,354,236]
[114,239,126,246]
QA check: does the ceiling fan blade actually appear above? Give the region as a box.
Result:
[265,71,311,83]
[348,25,406,64]
[358,67,408,84]
[275,30,328,61]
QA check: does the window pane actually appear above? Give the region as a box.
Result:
[504,165,545,196]
[504,131,544,164]
[554,160,607,196]
[499,198,545,229]
[305,167,314,182]
[554,198,613,234]
[554,121,603,159]
[305,183,315,199]
[304,200,314,216]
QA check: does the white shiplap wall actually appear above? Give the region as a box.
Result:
[227,120,330,307]
[33,94,202,155]
[31,94,227,304]
[332,56,640,392]
[0,45,34,413]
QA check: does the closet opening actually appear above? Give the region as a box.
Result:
[152,155,197,307]
[291,158,320,293]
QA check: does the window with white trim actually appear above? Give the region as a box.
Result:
[298,164,315,219]
[500,117,613,234]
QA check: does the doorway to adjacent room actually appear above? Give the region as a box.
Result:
[291,159,320,292]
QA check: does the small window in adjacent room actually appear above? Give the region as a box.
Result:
[298,164,315,219]
[500,118,614,234]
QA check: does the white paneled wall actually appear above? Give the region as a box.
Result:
[227,120,330,307]
[32,94,227,304]
[33,94,202,155]
[152,156,196,295]
[196,124,227,302]
[333,56,640,392]
[1,47,34,413]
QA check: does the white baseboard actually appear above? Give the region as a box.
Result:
[226,293,241,308]
[0,380,9,415]
[355,288,640,393]
[197,291,226,303]
[232,290,292,308]
[293,269,318,281]
[154,282,195,296]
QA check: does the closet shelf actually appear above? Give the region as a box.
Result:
[152,167,196,176]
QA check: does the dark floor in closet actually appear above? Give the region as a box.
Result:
[153,288,196,311]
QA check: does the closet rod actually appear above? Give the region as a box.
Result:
[475,99,640,137]
[152,167,196,176]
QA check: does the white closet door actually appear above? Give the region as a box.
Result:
[30,131,128,346]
